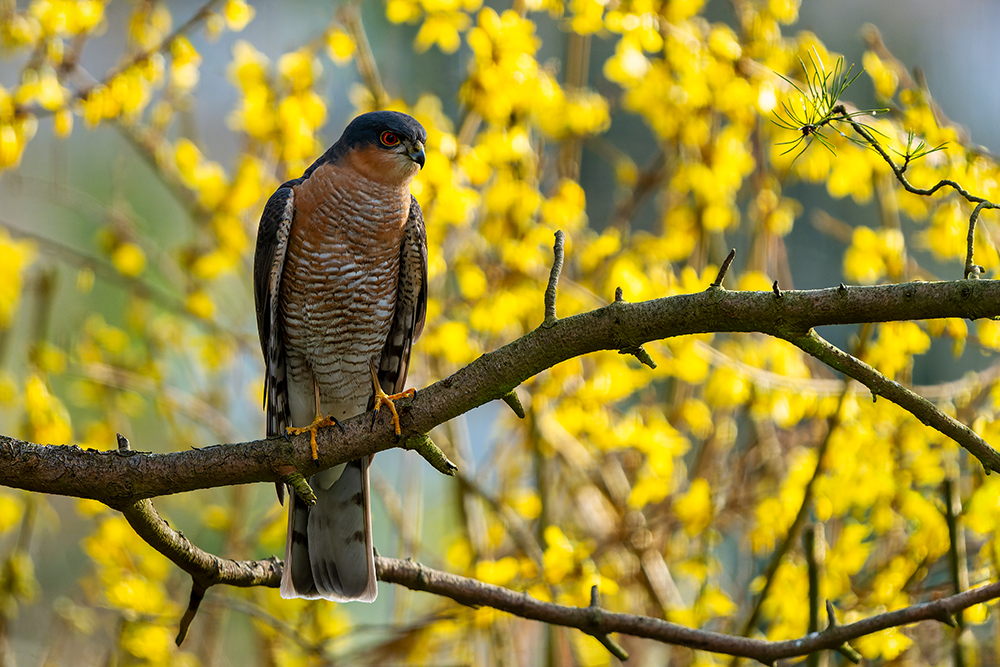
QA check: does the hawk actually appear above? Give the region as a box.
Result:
[253,111,427,601]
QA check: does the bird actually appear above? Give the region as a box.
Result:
[253,110,427,601]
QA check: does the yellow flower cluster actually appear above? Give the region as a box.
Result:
[80,57,165,125]
[0,230,36,328]
[228,41,327,173]
[843,226,905,284]
[81,515,196,665]
[387,0,482,53]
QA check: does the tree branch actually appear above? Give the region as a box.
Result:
[3,279,1000,506]
[782,327,1000,472]
[118,491,1000,662]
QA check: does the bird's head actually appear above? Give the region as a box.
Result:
[334,111,427,185]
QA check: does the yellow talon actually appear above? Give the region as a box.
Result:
[369,361,415,436]
[287,414,337,462]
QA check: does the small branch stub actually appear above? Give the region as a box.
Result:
[587,585,629,661]
[117,433,130,451]
[825,601,862,664]
[176,583,206,645]
[281,470,317,505]
[710,249,737,288]
[772,280,783,298]
[501,389,526,419]
[620,345,657,369]
[404,433,458,476]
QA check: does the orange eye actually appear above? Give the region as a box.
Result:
[380,131,400,146]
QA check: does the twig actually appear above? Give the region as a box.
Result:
[825,602,862,663]
[586,585,629,660]
[837,112,999,279]
[543,230,566,326]
[804,525,823,667]
[734,388,847,643]
[339,2,387,108]
[711,249,736,288]
[944,477,970,667]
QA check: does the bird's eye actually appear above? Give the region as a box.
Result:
[380,131,400,147]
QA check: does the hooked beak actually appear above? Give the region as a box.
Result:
[408,140,426,169]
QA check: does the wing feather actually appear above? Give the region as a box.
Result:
[254,181,301,438]
[377,195,428,396]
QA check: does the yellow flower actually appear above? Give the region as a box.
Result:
[542,525,577,584]
[326,29,356,65]
[862,50,898,99]
[106,573,166,615]
[121,623,172,663]
[185,290,216,319]
[386,0,422,23]
[278,50,320,92]
[111,242,146,277]
[674,478,713,535]
[24,373,72,445]
[708,25,741,61]
[475,557,519,586]
[704,366,750,408]
[0,494,22,534]
[415,12,470,53]
[0,230,36,327]
[223,0,255,31]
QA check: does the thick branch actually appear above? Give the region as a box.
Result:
[3,280,1000,503]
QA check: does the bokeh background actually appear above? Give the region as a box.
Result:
[0,0,997,665]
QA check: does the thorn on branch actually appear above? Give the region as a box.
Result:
[620,345,656,369]
[543,230,566,327]
[501,390,526,419]
[825,599,839,627]
[710,249,736,288]
[586,585,630,661]
[839,283,847,293]
[772,280,783,298]
[281,470,317,505]
[403,433,457,476]
[116,433,130,451]
[933,608,959,628]
[615,286,624,302]
[175,581,207,646]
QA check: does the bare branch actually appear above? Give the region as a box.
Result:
[47,449,1000,662]
[3,279,1000,506]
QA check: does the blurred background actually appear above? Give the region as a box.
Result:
[0,0,997,665]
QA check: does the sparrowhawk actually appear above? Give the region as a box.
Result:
[253,110,427,601]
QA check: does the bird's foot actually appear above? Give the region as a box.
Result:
[369,361,414,437]
[287,414,341,462]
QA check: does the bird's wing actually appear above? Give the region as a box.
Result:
[254,180,301,440]
[376,195,428,396]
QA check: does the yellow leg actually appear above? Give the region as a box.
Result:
[286,377,337,461]
[369,360,415,436]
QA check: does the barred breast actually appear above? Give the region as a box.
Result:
[280,161,412,421]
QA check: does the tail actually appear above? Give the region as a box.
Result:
[280,458,377,601]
